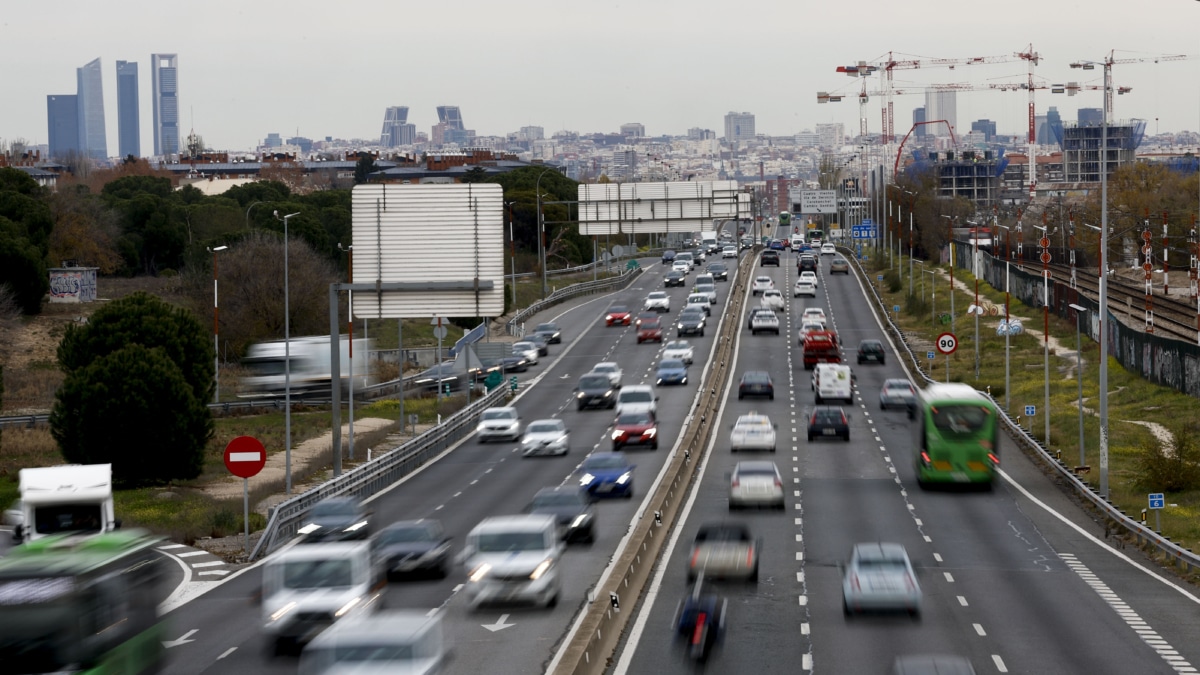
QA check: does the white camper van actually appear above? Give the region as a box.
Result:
[15,464,116,543]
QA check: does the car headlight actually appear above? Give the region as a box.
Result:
[570,514,589,529]
[529,559,554,580]
[579,473,595,485]
[644,428,656,437]
[269,601,297,622]
[577,392,586,399]
[606,314,614,321]
[556,435,568,445]
[616,472,632,485]
[343,520,368,533]
[611,430,624,440]
[334,595,362,618]
[603,390,612,397]
[468,563,492,582]
[298,523,322,535]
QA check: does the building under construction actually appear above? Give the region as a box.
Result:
[1056,119,1145,182]
[905,149,1008,206]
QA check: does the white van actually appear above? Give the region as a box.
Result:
[616,384,658,415]
[813,363,853,404]
[461,515,562,609]
[790,234,806,249]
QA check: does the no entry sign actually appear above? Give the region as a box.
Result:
[224,436,266,478]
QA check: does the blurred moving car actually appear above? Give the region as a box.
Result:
[687,522,759,582]
[879,378,918,413]
[590,362,623,388]
[797,321,825,343]
[857,339,886,365]
[605,305,632,327]
[461,515,562,610]
[672,260,691,275]
[656,358,689,386]
[576,373,618,410]
[794,279,817,297]
[499,354,529,372]
[798,254,818,272]
[533,322,562,344]
[298,496,371,542]
[476,406,522,443]
[890,655,976,675]
[512,341,540,366]
[821,242,837,255]
[801,307,827,325]
[729,461,785,510]
[521,418,570,457]
[798,270,819,288]
[751,276,775,296]
[634,311,659,327]
[694,282,718,305]
[722,245,738,258]
[526,486,595,544]
[374,520,452,579]
[730,413,777,452]
[750,310,780,335]
[707,262,730,280]
[663,340,694,364]
[644,291,671,313]
[737,371,775,400]
[612,411,659,450]
[666,270,687,287]
[523,332,549,356]
[662,249,677,265]
[761,250,781,266]
[637,319,664,344]
[675,252,694,268]
[576,452,636,499]
[299,610,445,675]
[807,405,850,442]
[842,542,921,617]
[615,384,657,416]
[760,289,785,312]
[686,294,712,316]
[676,309,706,337]
[830,257,850,274]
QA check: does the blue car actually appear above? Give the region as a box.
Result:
[656,358,689,386]
[769,239,786,251]
[576,452,636,499]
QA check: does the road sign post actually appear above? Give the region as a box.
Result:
[510,376,519,393]
[224,436,266,551]
[936,333,957,383]
[1149,492,1166,532]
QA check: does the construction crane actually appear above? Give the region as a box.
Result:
[1070,50,1191,122]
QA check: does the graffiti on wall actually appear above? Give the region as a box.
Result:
[48,268,98,303]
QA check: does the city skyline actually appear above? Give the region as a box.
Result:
[4,1,1200,155]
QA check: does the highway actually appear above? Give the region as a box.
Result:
[612,228,1200,674]
[159,238,744,674]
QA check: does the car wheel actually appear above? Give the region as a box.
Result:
[815,395,823,404]
[478,436,487,444]
[738,393,744,400]
[807,434,814,441]
[843,433,850,442]
[749,565,759,583]
[768,393,774,400]
[880,358,886,365]
[577,404,585,411]
[699,329,704,336]
[547,593,559,609]
[624,489,633,499]
[652,441,659,450]
[843,601,852,617]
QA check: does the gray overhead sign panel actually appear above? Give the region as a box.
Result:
[577,180,740,235]
[798,190,838,214]
[351,183,504,318]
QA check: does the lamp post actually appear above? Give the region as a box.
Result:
[1069,303,1089,469]
[998,223,1014,412]
[1034,223,1052,446]
[942,215,956,335]
[207,245,228,403]
[275,210,300,495]
[338,243,356,462]
[967,220,981,380]
[923,267,937,328]
[245,201,265,229]
[534,167,556,300]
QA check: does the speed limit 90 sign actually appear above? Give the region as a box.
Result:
[936,332,958,355]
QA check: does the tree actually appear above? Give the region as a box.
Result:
[461,166,488,183]
[51,293,214,485]
[0,221,48,314]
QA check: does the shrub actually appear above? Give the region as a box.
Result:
[1134,420,1200,493]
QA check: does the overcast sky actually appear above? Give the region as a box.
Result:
[4,0,1200,154]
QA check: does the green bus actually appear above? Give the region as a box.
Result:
[779,212,791,228]
[913,383,999,488]
[806,227,824,244]
[0,530,168,674]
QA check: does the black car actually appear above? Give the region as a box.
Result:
[534,322,562,344]
[524,332,550,356]
[665,270,686,287]
[374,519,452,579]
[738,371,775,400]
[527,486,595,544]
[413,362,464,393]
[857,339,886,365]
[300,496,371,542]
[798,254,817,272]
[499,354,529,372]
[662,250,677,265]
[676,308,706,337]
[707,263,729,281]
[575,373,618,411]
[808,405,850,442]
[691,249,706,266]
[761,250,780,267]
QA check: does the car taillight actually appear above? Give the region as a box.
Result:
[840,412,847,424]
[920,451,932,466]
[731,479,740,488]
[774,477,782,488]
[850,573,860,590]
[746,547,755,566]
[987,453,1000,465]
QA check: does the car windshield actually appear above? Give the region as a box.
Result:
[856,558,908,573]
[755,277,771,284]
[737,464,777,476]
[326,643,417,663]
[514,342,535,351]
[666,341,689,350]
[580,375,610,389]
[648,292,667,300]
[535,323,557,332]
[583,456,628,470]
[475,532,547,553]
[737,418,771,430]
[814,410,843,423]
[932,404,991,434]
[528,422,563,434]
[532,492,586,508]
[680,312,702,321]
[379,525,435,544]
[311,500,359,517]
[742,372,769,383]
[608,306,628,314]
[885,382,912,393]
[482,409,516,421]
[593,364,617,373]
[659,359,685,370]
[283,559,353,589]
[617,412,653,425]
[640,320,661,329]
[621,391,652,403]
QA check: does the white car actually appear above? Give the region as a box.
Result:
[751,276,775,296]
[672,260,691,275]
[591,362,623,388]
[730,413,777,452]
[729,461,785,510]
[476,406,522,443]
[799,271,819,288]
[512,341,539,365]
[794,280,817,297]
[842,542,922,616]
[722,245,738,258]
[821,243,837,255]
[644,291,671,313]
[797,321,826,344]
[694,283,718,305]
[521,418,570,457]
[686,293,712,315]
[760,289,785,312]
[663,340,694,364]
[802,308,827,325]
[750,310,780,335]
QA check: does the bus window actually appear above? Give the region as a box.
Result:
[931,405,989,434]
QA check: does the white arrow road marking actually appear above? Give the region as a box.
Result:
[560,374,571,379]
[482,614,515,632]
[162,629,198,648]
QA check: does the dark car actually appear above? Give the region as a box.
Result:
[575,452,636,499]
[798,254,817,272]
[637,319,664,344]
[676,308,706,337]
[656,358,689,386]
[662,249,677,265]
[533,322,562,344]
[691,249,706,266]
[299,496,371,542]
[707,262,729,281]
[738,371,775,400]
[768,239,786,251]
[374,519,452,579]
[808,405,850,442]
[412,362,464,393]
[761,250,780,267]
[499,354,529,372]
[830,257,850,274]
[857,339,886,365]
[605,305,632,327]
[576,373,618,411]
[524,332,550,356]
[635,311,660,327]
[891,655,977,675]
[612,411,659,450]
[665,270,686,287]
[527,486,595,544]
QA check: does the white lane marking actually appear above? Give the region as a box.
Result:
[190,561,224,568]
[176,551,208,558]
[796,552,804,561]
[974,623,987,636]
[933,553,943,562]
[992,655,1009,672]
[944,572,955,583]
[217,647,236,660]
[197,570,230,577]
[801,622,810,635]
[158,543,187,550]
[798,595,808,606]
[802,653,813,671]
[958,595,969,606]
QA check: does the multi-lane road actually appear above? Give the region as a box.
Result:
[160,226,1200,674]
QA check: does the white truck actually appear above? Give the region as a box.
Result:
[15,463,117,543]
[700,230,720,254]
[241,336,370,396]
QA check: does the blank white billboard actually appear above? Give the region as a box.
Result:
[577,181,742,234]
[351,183,504,318]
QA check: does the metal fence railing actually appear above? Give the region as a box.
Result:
[506,266,644,337]
[847,249,1200,575]
[249,384,507,560]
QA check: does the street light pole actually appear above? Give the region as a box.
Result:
[1069,303,1089,469]
[275,210,300,495]
[338,243,355,462]
[1035,223,1052,446]
[245,201,265,229]
[999,223,1014,412]
[534,168,555,300]
[207,245,228,403]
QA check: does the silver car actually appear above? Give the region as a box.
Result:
[662,340,694,364]
[476,406,522,443]
[730,413,776,452]
[879,378,917,413]
[521,419,570,457]
[512,341,539,365]
[729,461,785,510]
[842,542,922,617]
[644,291,671,313]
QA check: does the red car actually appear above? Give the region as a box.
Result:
[612,411,659,450]
[637,319,664,343]
[605,305,632,326]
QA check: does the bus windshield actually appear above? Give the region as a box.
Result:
[931,405,991,435]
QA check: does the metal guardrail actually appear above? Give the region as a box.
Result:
[506,266,644,337]
[508,248,667,279]
[249,384,508,561]
[847,250,1200,576]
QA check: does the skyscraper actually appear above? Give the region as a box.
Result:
[116,60,140,158]
[924,90,957,138]
[971,119,996,142]
[151,54,179,157]
[913,107,926,138]
[723,112,755,143]
[77,58,107,159]
[437,106,464,131]
[47,94,80,160]
[380,106,415,147]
